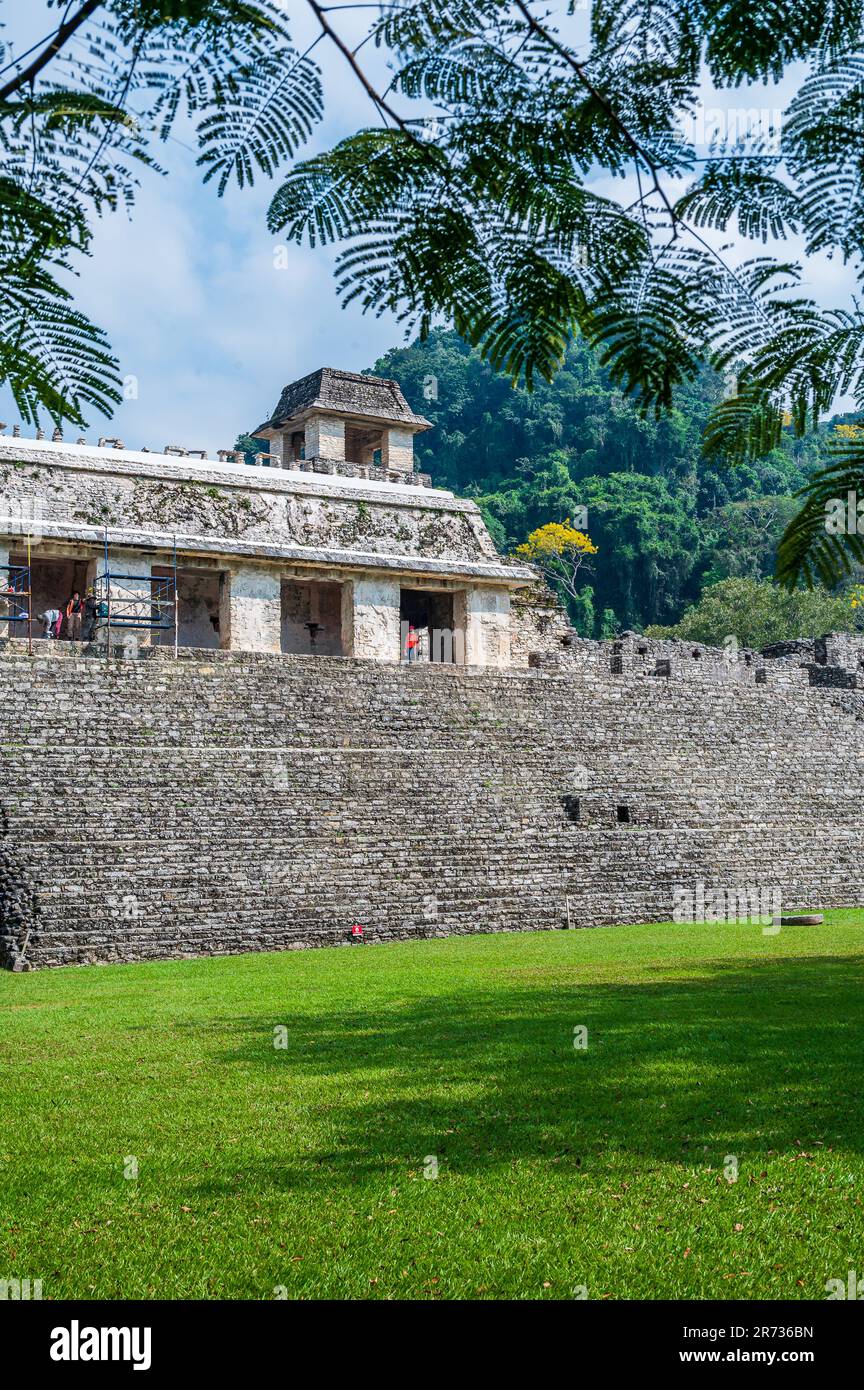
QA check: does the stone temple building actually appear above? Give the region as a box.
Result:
[0,368,536,667]
[1,368,864,970]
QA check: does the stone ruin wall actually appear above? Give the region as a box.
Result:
[1,634,863,969]
[0,448,498,566]
[762,633,864,668]
[509,577,575,668]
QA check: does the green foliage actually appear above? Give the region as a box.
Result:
[266,0,864,585]
[697,496,802,586]
[646,576,856,648]
[570,587,595,637]
[776,428,864,587]
[2,0,862,591]
[234,432,266,466]
[0,1,325,425]
[369,329,840,632]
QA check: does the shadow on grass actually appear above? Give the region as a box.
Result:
[191,954,864,1193]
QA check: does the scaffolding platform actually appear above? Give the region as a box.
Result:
[91,532,179,649]
[92,571,176,631]
[0,564,31,623]
[0,562,33,652]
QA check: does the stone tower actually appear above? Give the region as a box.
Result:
[252,368,432,474]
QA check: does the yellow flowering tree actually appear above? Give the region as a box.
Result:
[849,585,864,629]
[516,521,598,606]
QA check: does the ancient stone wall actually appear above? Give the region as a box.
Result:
[761,634,864,669]
[509,577,575,669]
[820,632,864,670]
[0,441,504,570]
[1,639,862,969]
[761,638,818,663]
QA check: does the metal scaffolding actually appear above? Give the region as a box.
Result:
[0,538,34,655]
[92,531,179,655]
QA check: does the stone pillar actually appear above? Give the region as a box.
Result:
[304,414,345,462]
[454,586,511,668]
[95,549,153,648]
[341,576,400,662]
[268,432,284,467]
[220,564,281,654]
[381,428,414,474]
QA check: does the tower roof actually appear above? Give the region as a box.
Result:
[254,368,432,436]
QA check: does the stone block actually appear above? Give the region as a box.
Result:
[342,576,400,661]
[221,565,281,654]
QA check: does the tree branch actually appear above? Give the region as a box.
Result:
[511,0,680,230]
[0,0,104,104]
[303,0,419,140]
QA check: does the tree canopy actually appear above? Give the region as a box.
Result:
[1,0,862,589]
[270,0,864,588]
[646,577,859,648]
[370,328,846,632]
[0,1,325,427]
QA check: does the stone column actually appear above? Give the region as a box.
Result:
[341,576,401,662]
[220,564,281,654]
[0,541,9,641]
[304,414,345,462]
[454,586,511,668]
[381,428,414,474]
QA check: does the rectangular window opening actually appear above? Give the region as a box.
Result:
[561,795,581,824]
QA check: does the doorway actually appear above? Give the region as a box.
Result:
[399,588,457,663]
[281,579,344,655]
[152,566,221,649]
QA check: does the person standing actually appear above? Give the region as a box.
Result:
[82,590,98,642]
[65,590,84,641]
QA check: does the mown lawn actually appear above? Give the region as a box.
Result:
[2,912,864,1301]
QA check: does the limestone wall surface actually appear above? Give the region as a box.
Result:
[0,440,510,573]
[1,642,862,969]
[509,578,574,669]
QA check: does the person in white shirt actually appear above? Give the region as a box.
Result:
[39,607,62,639]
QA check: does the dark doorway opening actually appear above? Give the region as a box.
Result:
[281,580,343,655]
[561,795,581,824]
[153,566,220,649]
[400,588,456,663]
[10,552,90,641]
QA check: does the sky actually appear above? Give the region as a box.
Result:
[0,2,858,453]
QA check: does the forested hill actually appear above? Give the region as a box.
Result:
[368,330,839,635]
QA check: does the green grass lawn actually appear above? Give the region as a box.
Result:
[2,912,864,1301]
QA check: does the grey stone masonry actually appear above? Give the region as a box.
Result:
[252,368,432,477]
[761,639,818,663]
[762,633,864,670]
[819,632,864,670]
[256,368,432,434]
[807,664,861,689]
[0,433,535,667]
[1,633,862,969]
[0,436,517,579]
